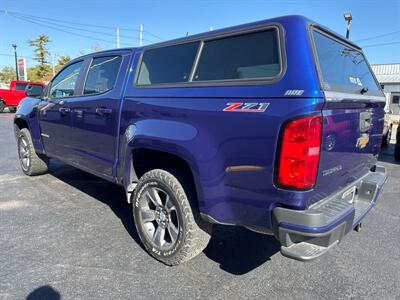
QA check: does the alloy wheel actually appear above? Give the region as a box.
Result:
[138,186,180,249]
[18,137,30,171]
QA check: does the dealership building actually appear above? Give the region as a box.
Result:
[371,63,400,114]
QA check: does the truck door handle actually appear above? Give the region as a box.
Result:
[95,107,112,116]
[59,107,71,114]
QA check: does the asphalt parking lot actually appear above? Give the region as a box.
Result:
[0,113,399,300]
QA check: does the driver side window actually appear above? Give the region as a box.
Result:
[49,61,83,99]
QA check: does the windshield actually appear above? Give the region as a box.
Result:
[312,30,382,96]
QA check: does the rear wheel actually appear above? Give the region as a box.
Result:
[132,169,211,265]
[9,107,16,113]
[17,128,49,176]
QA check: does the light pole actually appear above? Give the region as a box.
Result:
[11,44,19,80]
[344,13,352,39]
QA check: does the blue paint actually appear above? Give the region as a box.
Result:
[15,15,385,234]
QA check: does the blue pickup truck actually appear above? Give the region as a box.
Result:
[15,15,387,265]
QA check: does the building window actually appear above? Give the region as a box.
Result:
[392,94,400,104]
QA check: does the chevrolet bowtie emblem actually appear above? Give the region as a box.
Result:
[356,134,370,149]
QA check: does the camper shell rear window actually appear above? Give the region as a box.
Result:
[311,29,382,96]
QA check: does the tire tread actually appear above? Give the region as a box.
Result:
[18,128,48,176]
[133,169,211,265]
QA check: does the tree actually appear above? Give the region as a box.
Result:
[0,67,16,83]
[27,66,42,82]
[55,55,71,73]
[29,34,51,79]
[57,55,70,66]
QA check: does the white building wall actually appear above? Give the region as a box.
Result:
[382,83,400,111]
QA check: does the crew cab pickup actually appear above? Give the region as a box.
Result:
[14,15,387,265]
[0,80,45,113]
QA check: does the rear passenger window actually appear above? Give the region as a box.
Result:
[137,42,199,85]
[84,56,122,95]
[193,29,281,81]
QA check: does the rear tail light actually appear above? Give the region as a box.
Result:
[277,115,322,189]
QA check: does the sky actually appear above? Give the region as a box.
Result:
[1,0,400,69]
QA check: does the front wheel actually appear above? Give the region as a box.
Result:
[17,128,49,176]
[132,169,211,265]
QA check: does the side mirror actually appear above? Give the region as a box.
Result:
[25,84,44,98]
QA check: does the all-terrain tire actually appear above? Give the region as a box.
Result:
[132,169,211,265]
[17,128,49,176]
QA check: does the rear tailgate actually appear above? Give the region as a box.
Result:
[310,28,386,205]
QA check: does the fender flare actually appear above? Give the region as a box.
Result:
[13,97,46,154]
[117,119,203,203]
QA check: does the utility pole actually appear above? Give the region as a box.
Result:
[11,44,19,80]
[139,24,143,46]
[344,13,352,39]
[116,27,120,48]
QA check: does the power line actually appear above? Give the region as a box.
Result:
[361,41,400,48]
[1,9,164,41]
[29,14,155,42]
[11,14,133,46]
[26,15,135,40]
[9,10,123,30]
[0,53,36,60]
[15,12,155,42]
[1,9,157,45]
[355,30,400,42]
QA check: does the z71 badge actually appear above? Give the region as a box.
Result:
[223,102,270,113]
